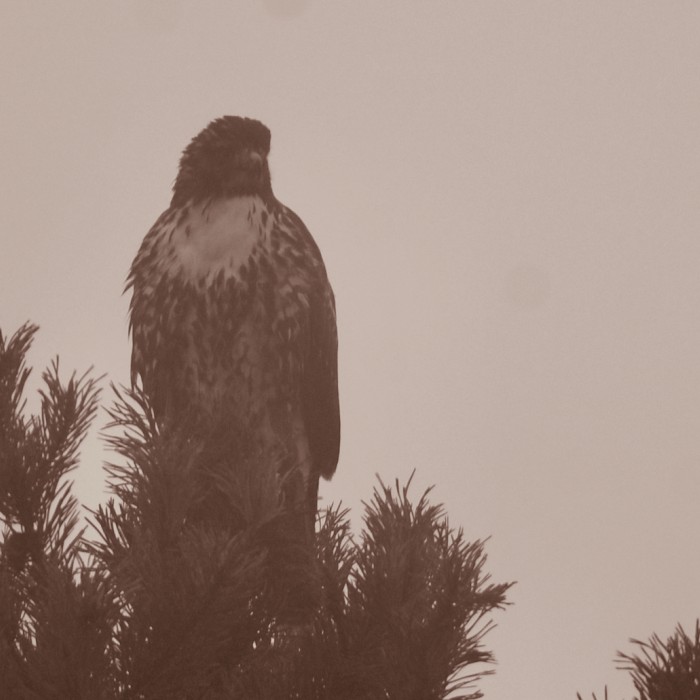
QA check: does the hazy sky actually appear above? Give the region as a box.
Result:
[2,2,699,698]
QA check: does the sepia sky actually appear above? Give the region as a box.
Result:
[2,2,699,697]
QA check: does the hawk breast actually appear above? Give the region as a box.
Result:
[163,195,272,285]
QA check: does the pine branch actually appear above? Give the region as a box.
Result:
[577,688,609,700]
[616,621,700,700]
[1,325,515,699]
[91,384,282,698]
[339,475,513,700]
[577,621,700,700]
[0,325,101,568]
[0,324,111,700]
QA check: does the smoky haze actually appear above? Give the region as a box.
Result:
[1,3,699,698]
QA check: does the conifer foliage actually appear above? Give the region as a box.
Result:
[577,621,700,699]
[0,323,110,698]
[616,621,700,700]
[0,324,512,699]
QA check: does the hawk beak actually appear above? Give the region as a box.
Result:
[243,149,264,171]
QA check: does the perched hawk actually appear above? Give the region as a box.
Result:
[127,116,340,539]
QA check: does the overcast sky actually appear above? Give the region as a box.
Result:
[2,2,699,698]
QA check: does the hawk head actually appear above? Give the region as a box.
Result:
[171,116,273,206]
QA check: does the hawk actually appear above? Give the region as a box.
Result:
[127,116,340,541]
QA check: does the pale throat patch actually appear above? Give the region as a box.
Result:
[165,195,271,283]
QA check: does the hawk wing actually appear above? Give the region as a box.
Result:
[284,208,340,480]
[127,209,195,422]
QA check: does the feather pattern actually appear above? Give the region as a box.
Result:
[127,117,340,533]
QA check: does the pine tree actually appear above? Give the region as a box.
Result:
[577,622,700,699]
[0,324,512,699]
[616,622,700,700]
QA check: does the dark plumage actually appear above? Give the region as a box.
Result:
[127,116,340,538]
